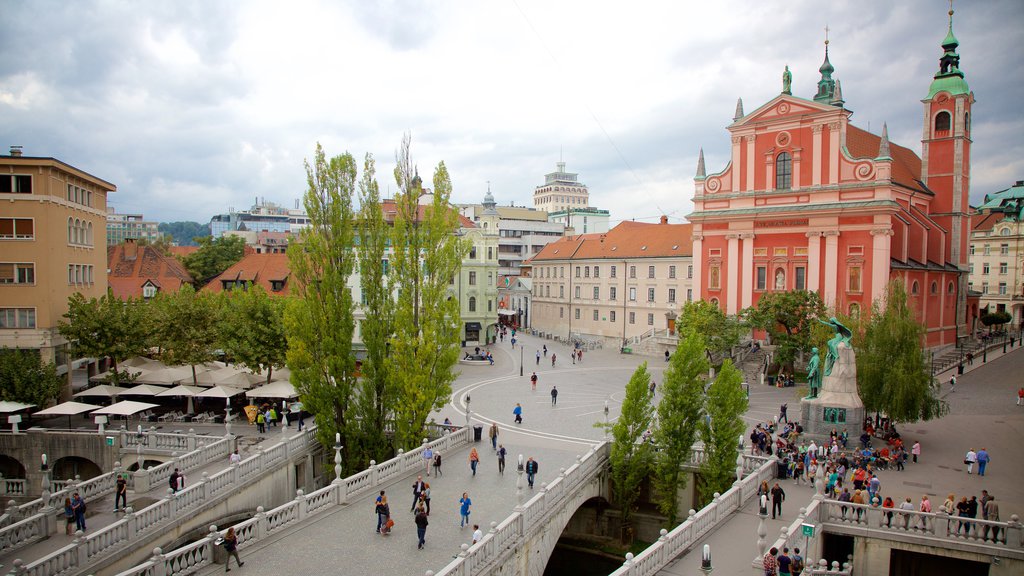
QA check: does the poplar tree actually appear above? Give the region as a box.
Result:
[353,153,394,463]
[607,362,655,532]
[387,134,465,450]
[699,359,748,503]
[653,332,708,525]
[218,285,288,384]
[858,279,945,422]
[285,144,359,465]
[59,290,150,385]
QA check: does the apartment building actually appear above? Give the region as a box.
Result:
[106,206,160,245]
[0,148,115,373]
[529,217,693,345]
[968,180,1024,328]
[460,191,565,277]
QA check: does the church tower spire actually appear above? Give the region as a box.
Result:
[813,26,838,104]
[695,148,706,179]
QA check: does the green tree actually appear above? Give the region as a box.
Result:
[153,285,220,384]
[745,290,825,373]
[857,280,945,422]
[285,144,359,469]
[605,362,655,533]
[181,235,246,284]
[352,153,394,464]
[653,332,708,525]
[387,135,465,451]
[980,310,1012,332]
[677,299,744,357]
[699,360,747,503]
[0,348,63,406]
[58,290,150,385]
[218,285,288,384]
[158,221,210,246]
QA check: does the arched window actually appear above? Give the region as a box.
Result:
[87,222,93,245]
[775,152,792,190]
[74,219,81,244]
[1000,228,1010,236]
[934,111,951,133]
[911,281,920,295]
[930,281,938,295]
[964,112,970,134]
[710,298,720,310]
[948,282,955,295]
[68,218,73,243]
[469,297,476,312]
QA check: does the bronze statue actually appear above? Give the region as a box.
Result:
[782,65,792,95]
[804,347,821,399]
[817,317,853,376]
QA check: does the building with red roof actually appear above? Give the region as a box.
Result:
[690,11,975,346]
[203,252,293,296]
[107,239,193,300]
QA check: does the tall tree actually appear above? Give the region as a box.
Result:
[744,290,825,373]
[677,299,744,357]
[857,279,945,422]
[158,221,211,246]
[699,359,748,503]
[353,153,394,464]
[653,332,708,525]
[153,285,220,384]
[387,135,465,450]
[218,285,288,384]
[181,235,246,284]
[284,144,359,468]
[607,362,655,533]
[0,348,63,406]
[58,290,150,385]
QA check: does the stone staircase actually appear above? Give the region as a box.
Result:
[739,347,769,385]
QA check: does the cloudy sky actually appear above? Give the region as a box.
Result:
[2,1,1022,226]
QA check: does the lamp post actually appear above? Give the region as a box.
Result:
[333,432,343,482]
[136,425,145,471]
[520,346,524,377]
[516,454,524,500]
[224,398,232,438]
[40,453,50,505]
[603,400,610,439]
[701,544,713,574]
[465,394,472,427]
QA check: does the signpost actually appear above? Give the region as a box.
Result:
[801,522,815,561]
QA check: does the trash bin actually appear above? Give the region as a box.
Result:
[473,425,483,442]
[212,538,227,564]
[957,363,964,375]
[767,376,776,386]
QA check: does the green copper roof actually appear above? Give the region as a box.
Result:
[979,182,1024,211]
[942,24,959,49]
[927,74,970,98]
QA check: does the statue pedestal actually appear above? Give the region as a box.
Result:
[800,343,864,438]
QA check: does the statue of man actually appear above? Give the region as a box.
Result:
[804,347,821,399]
[817,317,853,376]
[782,65,792,95]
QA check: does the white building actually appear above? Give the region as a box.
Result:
[460,192,565,277]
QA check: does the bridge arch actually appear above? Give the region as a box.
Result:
[0,454,27,479]
[52,455,102,482]
[524,469,608,576]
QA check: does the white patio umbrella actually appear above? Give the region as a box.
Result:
[120,384,170,397]
[137,365,206,385]
[89,366,153,383]
[122,356,166,370]
[0,400,35,413]
[74,384,129,398]
[196,385,246,399]
[92,400,160,416]
[244,380,298,400]
[156,385,205,414]
[34,401,101,428]
[215,371,265,389]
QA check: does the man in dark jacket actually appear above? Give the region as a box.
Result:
[525,457,539,488]
[771,483,786,519]
[415,506,429,549]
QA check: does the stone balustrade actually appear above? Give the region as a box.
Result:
[0,479,26,497]
[103,427,472,576]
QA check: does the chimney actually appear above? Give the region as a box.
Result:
[660,215,669,224]
[9,145,23,157]
[125,238,138,261]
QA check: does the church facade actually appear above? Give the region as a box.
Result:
[689,11,974,346]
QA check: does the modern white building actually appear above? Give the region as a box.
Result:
[460,193,565,277]
[106,206,160,246]
[210,200,310,238]
[547,207,610,235]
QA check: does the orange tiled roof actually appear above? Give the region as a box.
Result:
[530,220,692,262]
[971,211,1000,233]
[846,125,924,193]
[203,253,294,296]
[107,242,193,299]
[168,245,200,258]
[380,199,476,228]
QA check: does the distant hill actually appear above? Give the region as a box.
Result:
[158,221,210,246]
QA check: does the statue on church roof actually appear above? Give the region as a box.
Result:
[782,65,792,95]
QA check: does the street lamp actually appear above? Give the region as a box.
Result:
[224,398,233,438]
[40,453,50,505]
[136,425,146,471]
[520,346,524,377]
[516,454,524,500]
[333,432,343,482]
[465,394,472,427]
[603,400,610,439]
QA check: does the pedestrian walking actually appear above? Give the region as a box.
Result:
[664,350,670,362]
[268,406,278,427]
[459,492,472,528]
[256,411,265,433]
[469,447,480,476]
[488,423,499,452]
[965,448,977,474]
[777,547,792,576]
[577,349,583,362]
[229,449,242,465]
[422,482,432,515]
[423,445,434,476]
[551,353,556,366]
[513,403,523,424]
[530,372,538,390]
[169,468,183,493]
[511,336,516,349]
[543,345,548,357]
[433,453,443,476]
[778,403,788,424]
[536,350,541,365]
[415,505,429,549]
[649,380,656,395]
[222,526,244,571]
[525,456,539,488]
[1018,387,1024,406]
[63,497,75,535]
[949,374,956,392]
[71,492,86,532]
[551,385,558,406]
[976,447,991,476]
[114,473,128,511]
[770,483,786,519]
[472,524,483,545]
[911,440,921,463]
[497,444,506,475]
[412,476,426,512]
[375,491,389,533]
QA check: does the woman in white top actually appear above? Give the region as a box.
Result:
[965,449,977,474]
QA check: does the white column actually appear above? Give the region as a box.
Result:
[727,234,740,314]
[811,125,823,187]
[731,137,742,192]
[823,231,840,305]
[692,235,704,302]
[871,228,893,303]
[745,136,756,191]
[806,232,822,292]
[828,123,840,185]
[741,233,755,309]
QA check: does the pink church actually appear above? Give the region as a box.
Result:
[689,11,976,347]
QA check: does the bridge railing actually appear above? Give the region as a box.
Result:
[434,441,611,576]
[5,426,323,576]
[104,426,473,576]
[0,479,27,497]
[607,452,777,576]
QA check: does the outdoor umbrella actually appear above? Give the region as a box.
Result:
[34,400,101,428]
[137,365,206,385]
[215,371,265,389]
[74,384,129,399]
[92,400,160,416]
[156,385,205,414]
[120,384,170,397]
[196,385,246,399]
[195,364,245,385]
[0,400,35,413]
[122,356,166,370]
[244,380,298,400]
[89,367,152,384]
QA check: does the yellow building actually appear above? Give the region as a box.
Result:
[0,148,115,374]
